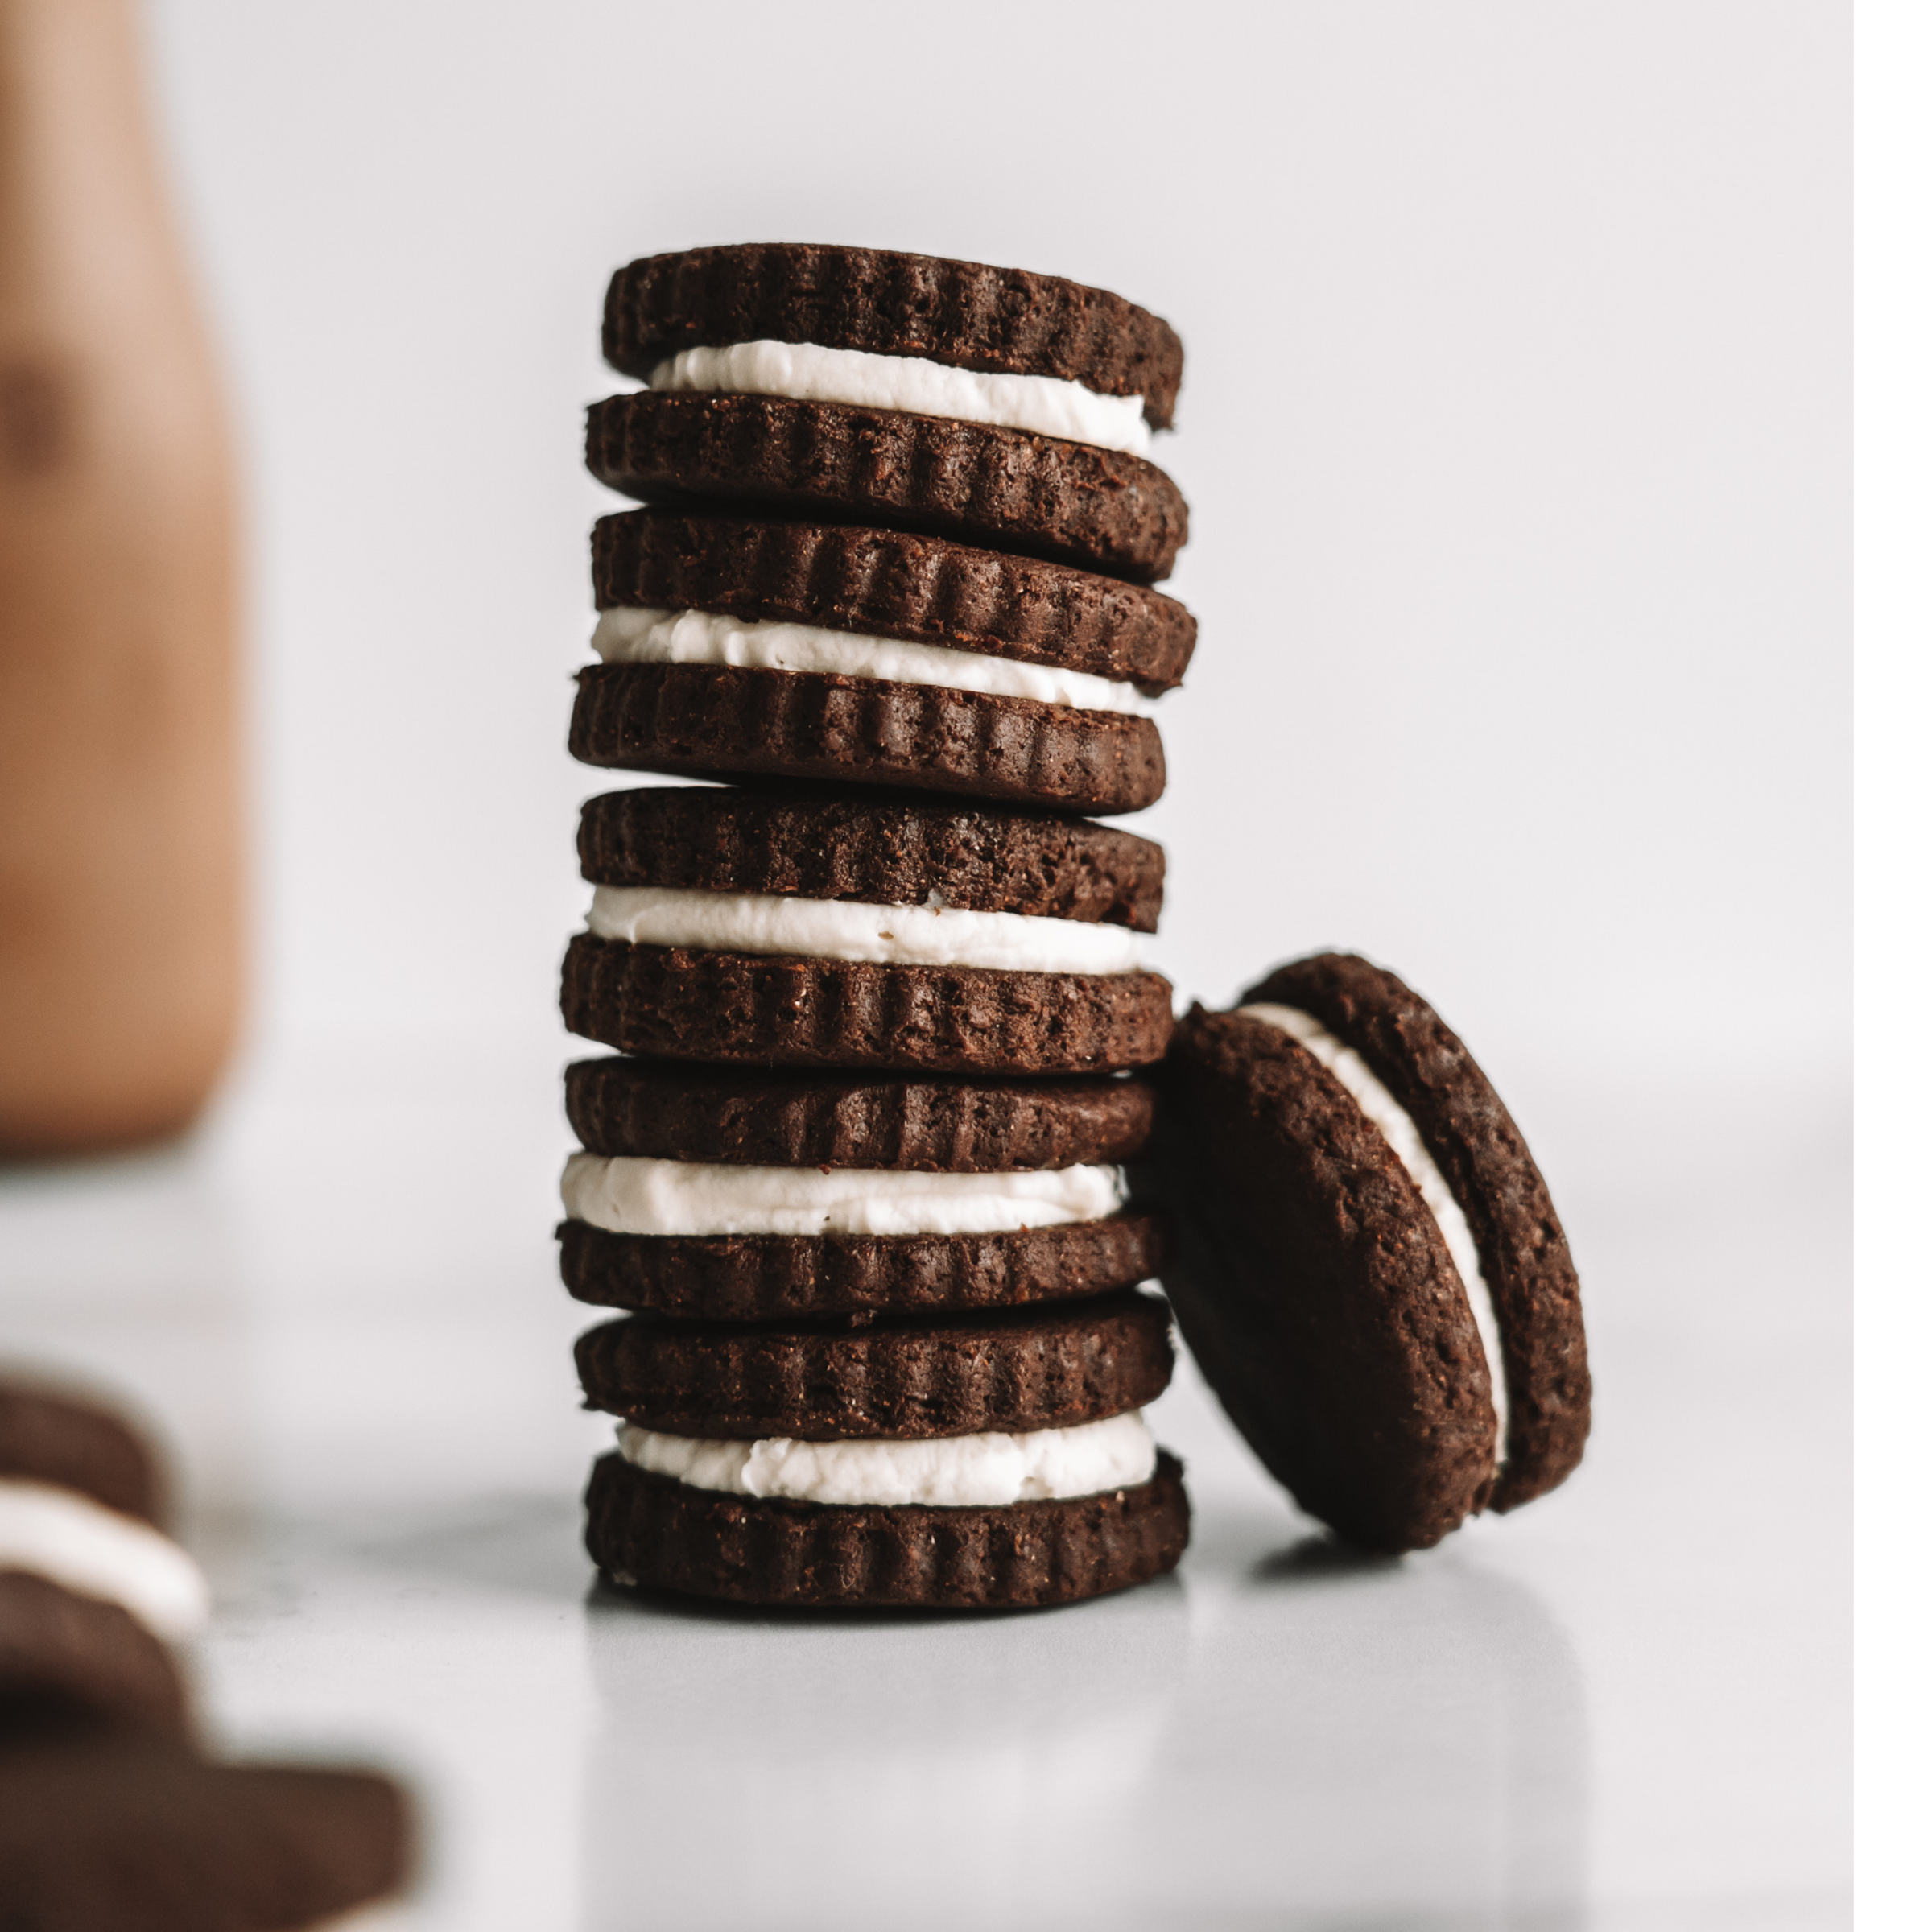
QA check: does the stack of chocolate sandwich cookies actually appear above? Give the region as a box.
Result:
[0,1378,410,1926]
[561,244,1195,1609]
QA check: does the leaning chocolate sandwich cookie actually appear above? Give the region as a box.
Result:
[589,243,1189,582]
[573,507,1191,814]
[559,786,1175,1073]
[1142,953,1590,1553]
[0,1378,415,1926]
[559,1055,1165,1323]
[576,1290,1188,1608]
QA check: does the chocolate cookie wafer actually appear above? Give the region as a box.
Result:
[1140,952,1591,1553]
[576,1289,1187,1609]
[560,1056,1164,1323]
[586,393,1188,584]
[576,1290,1173,1439]
[570,659,1165,816]
[566,1055,1156,1170]
[562,1216,1166,1329]
[560,787,1175,1074]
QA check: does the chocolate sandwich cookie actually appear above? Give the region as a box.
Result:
[560,787,1175,1074]
[1141,953,1591,1553]
[576,507,1187,813]
[1,1381,415,1923]
[577,1290,1187,1610]
[0,1729,409,1930]
[1,1383,206,1737]
[604,244,1184,428]
[592,244,1188,583]
[559,1057,1163,1323]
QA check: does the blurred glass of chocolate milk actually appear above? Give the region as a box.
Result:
[0,0,241,1154]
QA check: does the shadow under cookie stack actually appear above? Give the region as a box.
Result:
[556,243,1196,1609]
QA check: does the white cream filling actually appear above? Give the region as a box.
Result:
[591,606,1158,716]
[0,1479,209,1641]
[1237,1003,1511,1468]
[587,886,1147,976]
[561,1151,1123,1239]
[617,1409,1156,1508]
[646,338,1154,456]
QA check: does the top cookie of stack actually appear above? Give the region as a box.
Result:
[575,242,1193,818]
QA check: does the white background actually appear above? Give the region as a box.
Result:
[140,0,1847,1109]
[2,5,1856,1926]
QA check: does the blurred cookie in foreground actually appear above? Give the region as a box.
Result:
[0,1733,409,1932]
[0,1377,414,1928]
[1141,953,1590,1554]
[0,1381,204,1736]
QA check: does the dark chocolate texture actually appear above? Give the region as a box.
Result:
[564,1057,1156,1170]
[1143,1006,1497,1552]
[559,1214,1166,1326]
[585,1447,1189,1610]
[561,935,1174,1075]
[591,508,1195,691]
[585,393,1188,584]
[570,663,1166,815]
[576,786,1162,928]
[574,1288,1172,1440]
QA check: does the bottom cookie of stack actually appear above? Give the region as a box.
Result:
[575,1294,1190,1610]
[586,1443,1189,1612]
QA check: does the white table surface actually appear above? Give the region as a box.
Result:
[0,1039,1847,1931]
